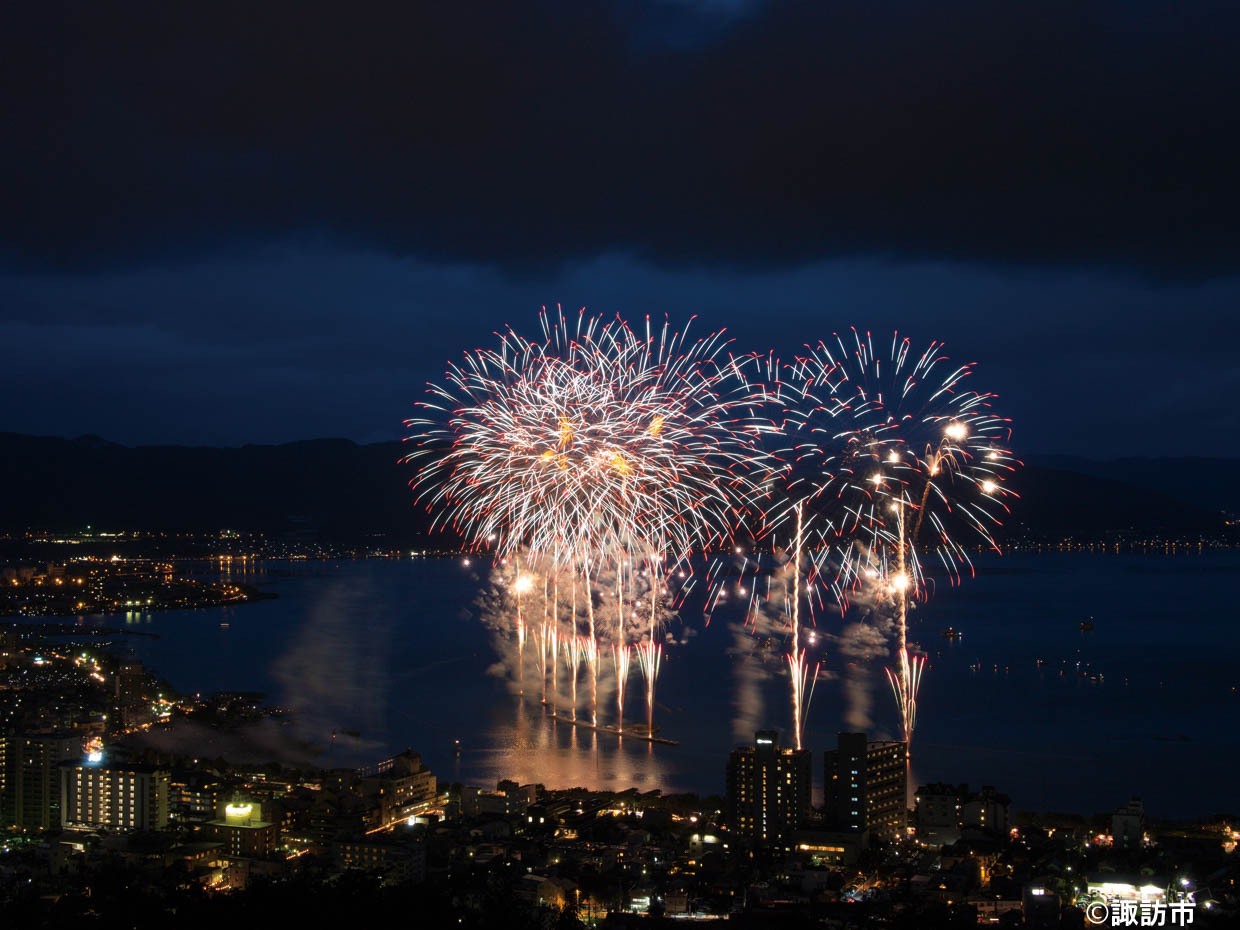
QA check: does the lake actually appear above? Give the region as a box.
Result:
[53,550,1240,819]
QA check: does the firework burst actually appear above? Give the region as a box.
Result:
[766,328,1018,757]
[406,308,773,567]
[409,315,1017,757]
[407,308,775,730]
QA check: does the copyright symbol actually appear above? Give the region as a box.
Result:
[1084,901,1110,925]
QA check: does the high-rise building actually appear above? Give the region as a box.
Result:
[725,730,811,844]
[114,661,146,705]
[0,732,82,830]
[824,732,907,841]
[60,761,170,832]
[1111,797,1144,849]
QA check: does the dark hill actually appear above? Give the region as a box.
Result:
[1031,454,1240,515]
[0,433,1229,541]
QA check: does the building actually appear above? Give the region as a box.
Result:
[1023,884,1063,929]
[357,750,437,827]
[114,660,146,705]
[0,732,82,830]
[791,828,868,865]
[914,782,966,845]
[60,761,170,832]
[1111,797,1145,849]
[963,785,1011,835]
[497,779,538,805]
[725,730,811,844]
[1084,874,1167,906]
[204,797,278,858]
[824,732,907,840]
[915,783,1010,843]
[335,826,426,884]
[170,770,226,823]
[0,626,19,669]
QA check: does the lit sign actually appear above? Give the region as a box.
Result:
[225,803,253,820]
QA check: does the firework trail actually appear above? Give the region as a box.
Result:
[562,635,587,721]
[546,606,559,711]
[539,572,552,703]
[612,644,632,733]
[785,504,819,751]
[512,560,533,692]
[476,553,540,694]
[886,647,925,749]
[642,556,662,734]
[729,506,822,750]
[594,551,678,732]
[635,637,662,734]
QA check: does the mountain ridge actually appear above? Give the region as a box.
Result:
[0,432,1229,541]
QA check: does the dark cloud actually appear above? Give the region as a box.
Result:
[2,251,1238,454]
[3,3,1238,455]
[3,1,1239,276]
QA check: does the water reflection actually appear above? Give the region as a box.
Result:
[83,553,1240,816]
[464,697,676,792]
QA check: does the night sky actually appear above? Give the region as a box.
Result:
[3,2,1238,456]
